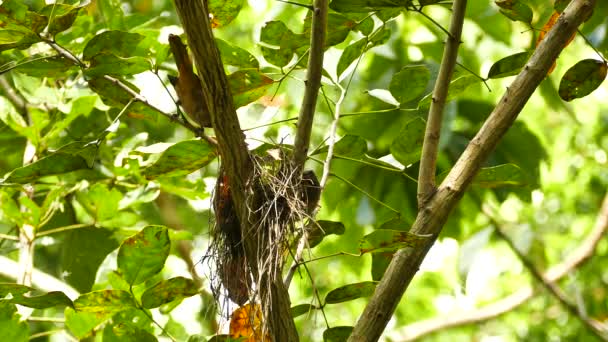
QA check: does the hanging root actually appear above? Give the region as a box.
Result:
[208,149,320,336]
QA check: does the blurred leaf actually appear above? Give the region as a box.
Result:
[9,55,77,77]
[0,302,29,342]
[103,320,158,342]
[291,303,316,318]
[495,0,533,24]
[40,3,83,36]
[558,59,607,102]
[76,183,122,223]
[1,141,98,184]
[458,227,492,278]
[418,75,479,109]
[86,53,150,77]
[65,306,113,339]
[83,31,146,61]
[314,135,368,158]
[216,38,259,69]
[0,284,73,309]
[360,229,429,254]
[325,281,377,304]
[117,225,171,286]
[487,51,532,79]
[330,0,412,13]
[390,116,425,167]
[473,164,527,188]
[308,220,346,248]
[228,69,275,108]
[141,277,199,309]
[87,77,160,120]
[44,96,98,142]
[97,0,125,30]
[554,0,572,12]
[389,65,431,104]
[209,0,245,28]
[0,0,46,51]
[142,139,217,179]
[323,326,354,342]
[371,217,411,280]
[337,38,368,79]
[73,290,135,314]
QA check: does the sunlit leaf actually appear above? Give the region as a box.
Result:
[228,70,275,108]
[325,281,377,304]
[40,3,83,36]
[209,0,245,28]
[142,139,217,179]
[558,59,607,101]
[117,225,171,286]
[487,51,532,79]
[314,135,368,158]
[141,277,199,309]
[85,53,150,77]
[1,141,98,184]
[390,117,425,167]
[73,290,135,314]
[9,55,77,77]
[83,31,146,61]
[216,38,259,69]
[389,65,431,104]
[418,75,479,109]
[360,229,429,254]
[323,326,354,342]
[88,77,160,120]
[0,302,29,342]
[337,38,368,79]
[0,284,73,309]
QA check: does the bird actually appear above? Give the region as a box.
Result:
[167,34,212,128]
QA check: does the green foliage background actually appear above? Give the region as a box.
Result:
[0,0,607,341]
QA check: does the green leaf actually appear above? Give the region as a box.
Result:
[0,284,73,309]
[61,227,119,293]
[9,55,77,77]
[208,0,245,28]
[314,135,368,158]
[291,303,316,318]
[323,326,354,342]
[1,141,97,184]
[487,51,532,79]
[0,0,47,51]
[389,116,425,167]
[418,75,479,109]
[495,0,534,24]
[216,38,259,69]
[0,302,29,342]
[103,323,158,342]
[360,229,429,254]
[330,0,412,13]
[554,0,572,12]
[141,277,199,309]
[337,38,367,79]
[85,53,151,77]
[83,31,146,61]
[228,70,275,108]
[97,0,126,30]
[117,225,171,286]
[307,220,346,248]
[325,281,377,304]
[73,290,135,314]
[65,306,112,339]
[87,77,160,120]
[142,139,217,179]
[558,59,607,102]
[44,95,98,142]
[473,163,527,188]
[389,65,431,104]
[40,3,83,36]
[370,218,411,280]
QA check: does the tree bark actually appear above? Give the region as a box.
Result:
[172,1,298,340]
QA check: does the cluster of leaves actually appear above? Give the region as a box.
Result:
[0,0,607,341]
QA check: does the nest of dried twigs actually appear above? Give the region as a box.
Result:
[206,149,319,333]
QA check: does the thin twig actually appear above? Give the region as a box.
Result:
[0,233,20,241]
[485,206,608,341]
[292,0,329,176]
[417,0,467,207]
[35,223,93,238]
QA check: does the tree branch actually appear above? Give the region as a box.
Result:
[487,207,608,340]
[392,192,608,341]
[417,0,467,207]
[292,0,328,175]
[348,1,597,340]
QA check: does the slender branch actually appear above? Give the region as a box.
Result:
[487,207,608,340]
[0,233,20,241]
[35,223,93,238]
[417,0,467,207]
[0,75,28,117]
[292,0,328,176]
[349,1,597,341]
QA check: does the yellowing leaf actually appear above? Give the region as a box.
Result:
[536,12,576,75]
[229,304,270,342]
